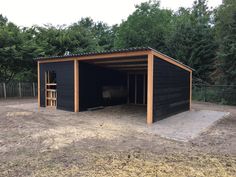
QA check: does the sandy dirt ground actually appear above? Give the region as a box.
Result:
[0,99,235,177]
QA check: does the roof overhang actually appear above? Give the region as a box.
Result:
[35,47,194,72]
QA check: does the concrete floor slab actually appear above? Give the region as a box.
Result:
[149,110,230,142]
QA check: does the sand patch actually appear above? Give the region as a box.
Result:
[6,111,33,117]
[32,125,122,150]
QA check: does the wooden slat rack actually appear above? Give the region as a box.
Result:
[45,71,57,108]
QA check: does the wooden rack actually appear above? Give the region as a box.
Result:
[45,71,57,108]
[46,88,57,107]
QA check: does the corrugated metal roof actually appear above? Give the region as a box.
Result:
[34,47,194,71]
[35,47,151,60]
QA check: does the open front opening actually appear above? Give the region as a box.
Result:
[45,71,57,107]
[79,56,147,113]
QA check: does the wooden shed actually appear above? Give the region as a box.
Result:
[36,47,193,124]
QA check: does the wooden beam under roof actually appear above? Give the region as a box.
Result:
[116,67,147,71]
[101,64,147,68]
[89,58,147,64]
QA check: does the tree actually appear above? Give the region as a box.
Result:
[1,0,233,85]
[17,27,45,81]
[93,22,117,50]
[167,0,217,83]
[114,0,173,54]
[69,18,116,52]
[0,15,119,82]
[214,0,236,85]
[0,15,23,83]
[67,18,102,53]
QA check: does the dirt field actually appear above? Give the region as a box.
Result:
[0,99,235,177]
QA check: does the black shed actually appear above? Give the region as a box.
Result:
[36,47,193,124]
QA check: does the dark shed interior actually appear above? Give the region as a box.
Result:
[79,62,127,111]
[79,55,148,111]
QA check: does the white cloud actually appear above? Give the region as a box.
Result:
[0,0,222,27]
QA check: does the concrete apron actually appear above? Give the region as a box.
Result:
[148,110,230,142]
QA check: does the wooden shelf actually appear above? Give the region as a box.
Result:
[46,83,57,86]
[46,97,56,100]
[46,89,56,92]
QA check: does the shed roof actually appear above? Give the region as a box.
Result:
[35,47,193,71]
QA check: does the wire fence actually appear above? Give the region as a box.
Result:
[0,82,235,106]
[0,82,37,99]
[193,84,236,105]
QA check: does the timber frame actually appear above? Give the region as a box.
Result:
[36,47,193,124]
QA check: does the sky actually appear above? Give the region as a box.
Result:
[0,0,222,27]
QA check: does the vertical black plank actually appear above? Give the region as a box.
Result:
[153,57,190,122]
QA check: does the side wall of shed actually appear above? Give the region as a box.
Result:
[153,57,190,122]
[40,61,74,111]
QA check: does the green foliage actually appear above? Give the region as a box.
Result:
[168,0,217,83]
[115,0,173,54]
[0,0,235,86]
[0,15,23,83]
[115,0,218,83]
[0,17,116,82]
[214,0,236,85]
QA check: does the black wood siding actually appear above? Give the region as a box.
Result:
[153,57,190,122]
[40,61,74,111]
[79,62,127,111]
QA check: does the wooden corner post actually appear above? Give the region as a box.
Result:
[147,53,154,124]
[74,60,79,112]
[37,61,40,110]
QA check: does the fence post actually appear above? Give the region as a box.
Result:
[204,84,207,102]
[3,83,6,99]
[33,82,36,97]
[19,82,22,98]
[222,87,225,102]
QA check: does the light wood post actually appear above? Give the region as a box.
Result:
[45,72,47,107]
[143,74,146,105]
[190,71,192,110]
[74,60,79,112]
[37,62,40,110]
[147,53,154,124]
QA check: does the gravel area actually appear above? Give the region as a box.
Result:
[5,100,230,142]
[0,99,235,177]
